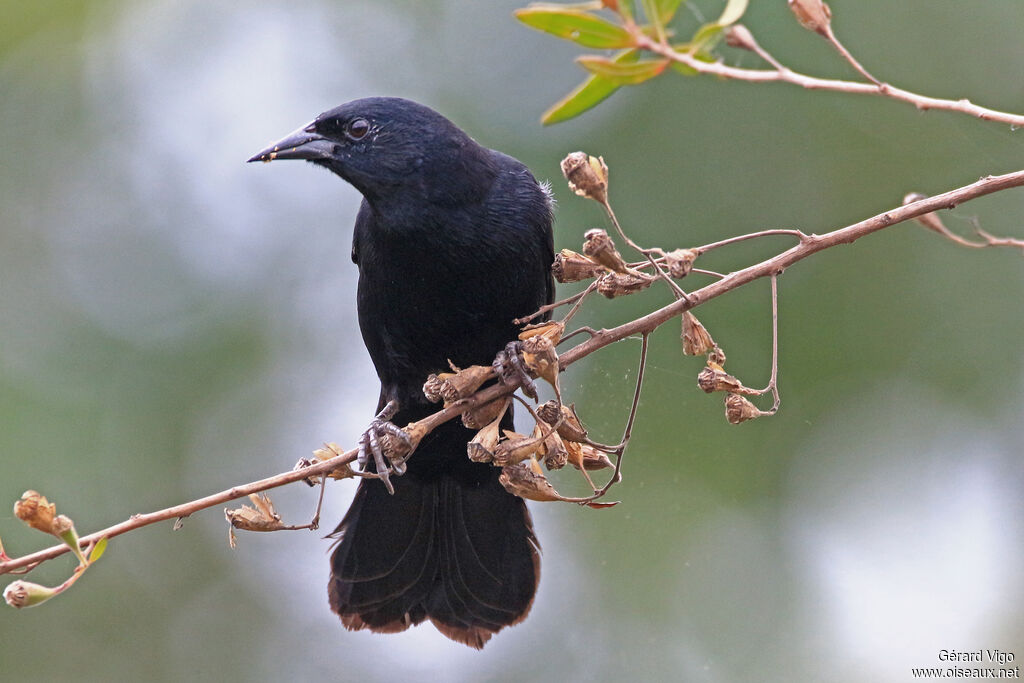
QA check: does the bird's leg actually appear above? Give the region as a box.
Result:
[358,399,414,495]
[492,341,538,401]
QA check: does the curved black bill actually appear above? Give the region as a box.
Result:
[247,122,334,163]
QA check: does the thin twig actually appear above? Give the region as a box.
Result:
[695,229,808,254]
[602,201,689,300]
[515,288,590,324]
[823,27,881,86]
[633,32,1024,128]
[560,280,599,324]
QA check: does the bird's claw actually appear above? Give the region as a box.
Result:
[357,400,414,495]
[493,341,538,400]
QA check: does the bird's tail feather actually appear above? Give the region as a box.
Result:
[328,463,540,649]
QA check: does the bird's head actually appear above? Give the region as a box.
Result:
[248,97,489,205]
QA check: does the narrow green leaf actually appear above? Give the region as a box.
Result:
[542,49,639,125]
[576,55,670,85]
[515,7,636,49]
[689,23,724,53]
[716,0,749,27]
[88,537,108,564]
[670,61,697,76]
[651,0,683,25]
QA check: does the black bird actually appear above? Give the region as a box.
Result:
[249,97,554,648]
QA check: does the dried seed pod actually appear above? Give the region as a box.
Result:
[597,271,653,298]
[583,229,631,274]
[577,443,614,471]
[561,152,609,204]
[697,363,744,393]
[492,430,543,467]
[14,490,57,534]
[422,374,447,403]
[566,440,615,471]
[537,400,589,443]
[788,0,831,36]
[499,460,563,502]
[467,413,503,463]
[395,419,430,457]
[681,311,715,356]
[552,249,605,283]
[725,24,757,51]
[522,335,559,386]
[423,364,493,404]
[224,493,284,533]
[519,320,565,345]
[725,393,763,424]
[664,248,697,278]
[461,396,510,430]
[311,442,356,480]
[533,422,568,470]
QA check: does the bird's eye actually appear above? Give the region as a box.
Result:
[346,118,370,140]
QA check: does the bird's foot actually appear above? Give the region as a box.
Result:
[358,400,414,495]
[492,341,538,401]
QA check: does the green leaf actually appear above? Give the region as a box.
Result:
[716,0,749,27]
[649,0,683,25]
[542,49,639,125]
[576,55,670,85]
[87,537,108,564]
[689,22,724,53]
[515,6,636,48]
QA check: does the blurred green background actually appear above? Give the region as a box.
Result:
[1,1,1021,681]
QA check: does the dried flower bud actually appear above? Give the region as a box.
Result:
[681,311,715,356]
[462,396,510,430]
[725,393,763,424]
[664,248,697,278]
[788,0,831,36]
[521,335,559,386]
[552,249,605,283]
[725,24,757,51]
[492,430,543,467]
[14,490,57,534]
[561,151,609,204]
[597,271,653,298]
[519,320,565,345]
[423,364,493,404]
[4,580,57,609]
[533,423,568,470]
[583,229,631,274]
[697,363,744,393]
[499,460,563,502]
[467,413,503,463]
[537,401,589,443]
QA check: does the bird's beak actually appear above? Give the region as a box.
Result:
[247,122,334,163]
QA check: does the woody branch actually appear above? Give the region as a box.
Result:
[3,166,1023,577]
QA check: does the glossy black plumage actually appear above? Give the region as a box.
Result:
[250,97,554,648]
